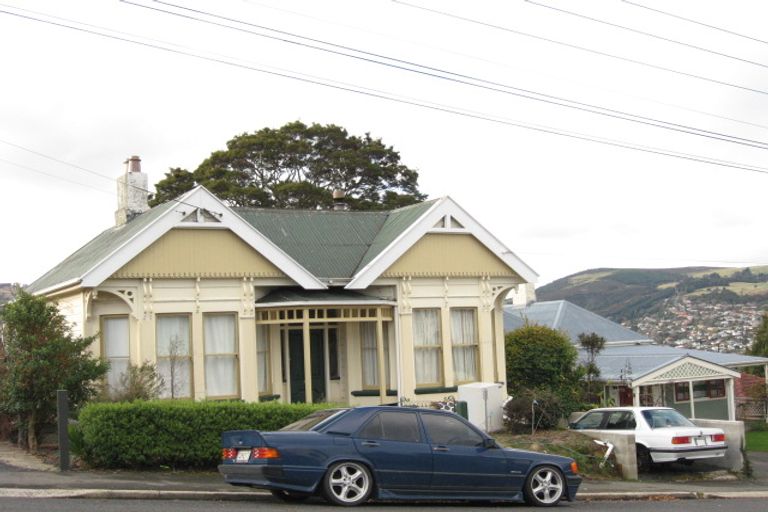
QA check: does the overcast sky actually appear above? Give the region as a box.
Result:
[2,0,768,288]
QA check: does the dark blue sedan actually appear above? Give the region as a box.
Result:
[219,406,581,506]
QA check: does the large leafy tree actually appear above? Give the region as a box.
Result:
[0,290,108,451]
[150,121,426,210]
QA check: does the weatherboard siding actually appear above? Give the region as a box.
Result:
[111,229,287,279]
[381,234,518,278]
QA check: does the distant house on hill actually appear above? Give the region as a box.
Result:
[26,155,536,407]
[504,300,768,421]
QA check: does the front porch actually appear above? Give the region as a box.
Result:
[255,289,397,405]
[606,356,741,420]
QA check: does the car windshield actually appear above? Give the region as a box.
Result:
[279,409,347,431]
[641,409,696,429]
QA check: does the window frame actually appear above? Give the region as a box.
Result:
[257,324,271,396]
[203,312,240,399]
[360,322,390,389]
[449,307,479,384]
[155,313,193,399]
[674,379,727,403]
[100,314,130,394]
[413,308,443,388]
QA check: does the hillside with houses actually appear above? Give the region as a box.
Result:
[537,266,768,353]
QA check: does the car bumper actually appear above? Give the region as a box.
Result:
[649,445,727,463]
[565,474,582,501]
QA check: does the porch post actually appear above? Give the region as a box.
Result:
[726,378,736,421]
[376,310,387,404]
[688,380,696,419]
[632,385,640,407]
[303,310,312,404]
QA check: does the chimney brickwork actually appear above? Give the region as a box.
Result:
[115,155,150,226]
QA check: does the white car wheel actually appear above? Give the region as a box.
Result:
[523,465,565,507]
[323,461,373,506]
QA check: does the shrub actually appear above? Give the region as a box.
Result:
[504,388,571,433]
[74,400,330,468]
[98,362,165,402]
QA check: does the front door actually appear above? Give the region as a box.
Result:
[288,329,326,403]
[619,386,633,406]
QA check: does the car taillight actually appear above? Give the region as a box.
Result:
[711,433,726,443]
[222,448,238,460]
[570,461,579,474]
[252,447,280,459]
[672,436,691,445]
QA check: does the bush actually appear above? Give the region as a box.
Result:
[98,362,164,402]
[504,388,571,432]
[73,400,330,468]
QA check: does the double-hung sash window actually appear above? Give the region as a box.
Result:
[413,308,442,386]
[257,325,271,394]
[156,315,192,399]
[204,314,239,398]
[451,308,478,383]
[102,316,129,392]
[361,322,389,388]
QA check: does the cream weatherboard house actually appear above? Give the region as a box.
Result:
[27,157,536,406]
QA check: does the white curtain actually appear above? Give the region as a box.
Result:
[103,317,129,391]
[413,309,441,385]
[451,309,478,382]
[204,315,238,397]
[257,326,270,393]
[156,316,192,398]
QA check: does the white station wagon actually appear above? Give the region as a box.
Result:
[569,407,727,470]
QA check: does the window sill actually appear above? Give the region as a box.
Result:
[259,394,280,402]
[414,386,458,395]
[351,389,398,397]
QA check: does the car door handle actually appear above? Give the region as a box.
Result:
[433,446,449,452]
[361,441,380,447]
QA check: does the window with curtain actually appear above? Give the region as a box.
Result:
[451,308,478,383]
[257,325,270,394]
[156,315,192,399]
[204,314,239,398]
[361,322,389,388]
[102,316,129,393]
[413,308,442,386]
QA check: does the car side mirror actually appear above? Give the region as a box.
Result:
[568,422,578,429]
[482,438,497,449]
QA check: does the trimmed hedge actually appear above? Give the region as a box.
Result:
[72,400,330,469]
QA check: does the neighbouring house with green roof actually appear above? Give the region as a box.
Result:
[27,156,536,406]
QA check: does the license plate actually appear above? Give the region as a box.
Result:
[694,437,706,446]
[236,449,251,463]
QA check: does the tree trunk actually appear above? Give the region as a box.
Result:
[26,411,37,453]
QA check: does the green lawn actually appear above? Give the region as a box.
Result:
[747,430,768,452]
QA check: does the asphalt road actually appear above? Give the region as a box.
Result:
[0,498,765,512]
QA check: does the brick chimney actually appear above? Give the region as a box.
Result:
[115,155,150,226]
[332,189,349,211]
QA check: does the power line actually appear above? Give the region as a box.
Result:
[0,138,219,214]
[124,1,768,151]
[391,0,768,97]
[621,0,768,46]
[0,156,113,195]
[525,0,768,70]
[2,7,768,177]
[241,0,768,132]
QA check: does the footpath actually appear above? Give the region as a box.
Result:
[2,441,768,501]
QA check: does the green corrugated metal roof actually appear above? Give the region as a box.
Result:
[27,196,436,293]
[234,208,388,279]
[26,202,176,293]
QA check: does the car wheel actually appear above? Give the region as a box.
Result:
[523,465,565,507]
[322,461,373,506]
[636,445,652,473]
[270,489,311,502]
